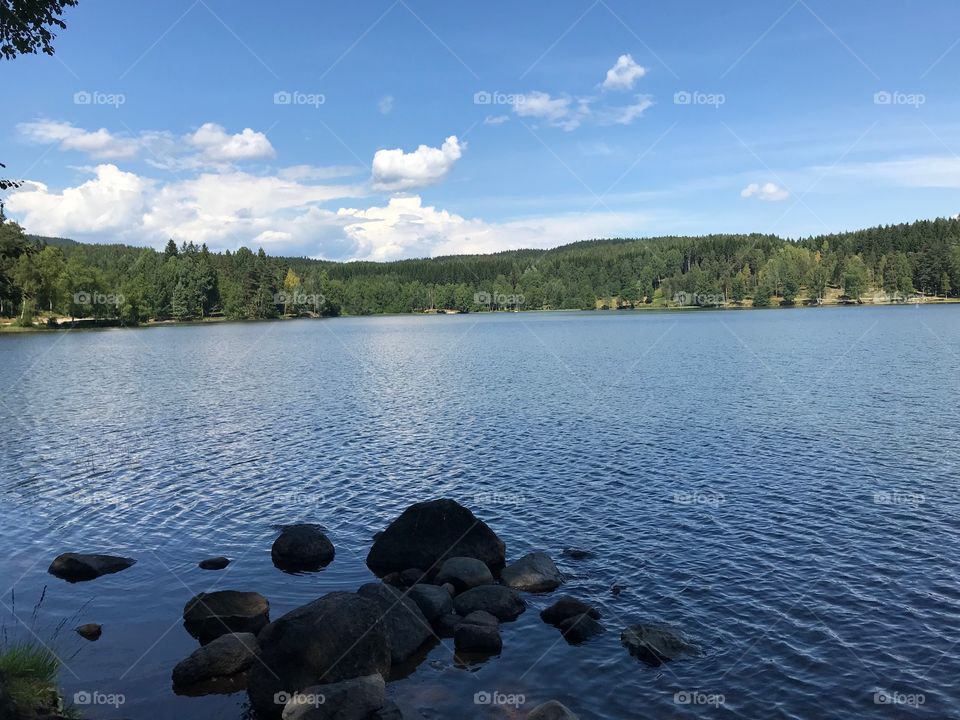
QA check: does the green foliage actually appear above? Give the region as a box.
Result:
[0,640,60,710]
[0,0,79,60]
[1,216,958,322]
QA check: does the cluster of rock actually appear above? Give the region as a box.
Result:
[49,498,697,719]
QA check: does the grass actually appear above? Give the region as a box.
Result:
[0,640,60,712]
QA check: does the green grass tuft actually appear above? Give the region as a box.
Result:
[0,641,60,711]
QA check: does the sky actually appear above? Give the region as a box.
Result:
[2,0,960,261]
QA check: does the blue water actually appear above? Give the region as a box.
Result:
[1,306,958,719]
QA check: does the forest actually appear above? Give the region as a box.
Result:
[0,213,958,325]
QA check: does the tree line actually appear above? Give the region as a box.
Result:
[1,214,958,325]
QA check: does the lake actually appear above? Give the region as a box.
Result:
[1,306,958,719]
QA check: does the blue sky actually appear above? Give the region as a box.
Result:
[3,0,959,260]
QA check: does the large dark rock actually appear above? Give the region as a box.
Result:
[540,596,600,626]
[182,590,269,644]
[454,611,501,654]
[434,557,494,593]
[280,674,385,720]
[557,614,605,644]
[405,584,453,622]
[500,552,562,592]
[434,613,461,638]
[366,499,505,576]
[172,632,259,690]
[356,583,432,664]
[453,585,525,622]
[48,553,135,582]
[527,700,580,719]
[247,592,391,720]
[272,524,335,572]
[621,624,698,667]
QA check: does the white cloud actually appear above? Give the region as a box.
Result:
[602,54,647,91]
[741,182,790,201]
[18,120,141,160]
[378,95,394,114]
[484,114,510,125]
[600,95,655,125]
[371,135,464,192]
[513,91,591,131]
[186,123,275,162]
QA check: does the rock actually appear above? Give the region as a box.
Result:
[366,499,505,576]
[247,592,391,720]
[48,553,135,582]
[434,613,461,638]
[405,584,453,622]
[199,556,230,570]
[356,583,432,664]
[621,624,698,667]
[500,552,562,593]
[434,557,494,593]
[454,611,501,654]
[373,700,425,719]
[441,583,456,596]
[527,700,580,719]
[172,632,259,689]
[384,568,426,588]
[75,623,102,641]
[453,585,525,622]
[281,674,385,720]
[540,596,601,626]
[611,584,626,596]
[182,590,269,644]
[561,548,594,561]
[272,524,335,572]
[557,614,605,644]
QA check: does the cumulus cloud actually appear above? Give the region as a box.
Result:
[186,123,275,162]
[603,54,647,91]
[371,135,464,192]
[741,182,790,201]
[17,120,141,160]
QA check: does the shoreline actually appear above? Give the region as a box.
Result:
[2,296,958,334]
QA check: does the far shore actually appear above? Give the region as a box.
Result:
[2,294,958,334]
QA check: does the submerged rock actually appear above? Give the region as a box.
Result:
[272,524,335,572]
[48,553,135,582]
[434,557,494,593]
[199,556,231,570]
[500,552,562,592]
[540,596,601,626]
[182,590,269,644]
[356,583,433,664]
[75,623,102,641]
[621,624,698,666]
[366,499,505,576]
[281,673,385,720]
[247,592,391,720]
[527,700,580,719]
[172,632,259,690]
[561,548,594,561]
[557,614,605,644]
[453,585,525,621]
[454,611,501,654]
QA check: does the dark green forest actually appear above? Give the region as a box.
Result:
[1,214,959,325]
